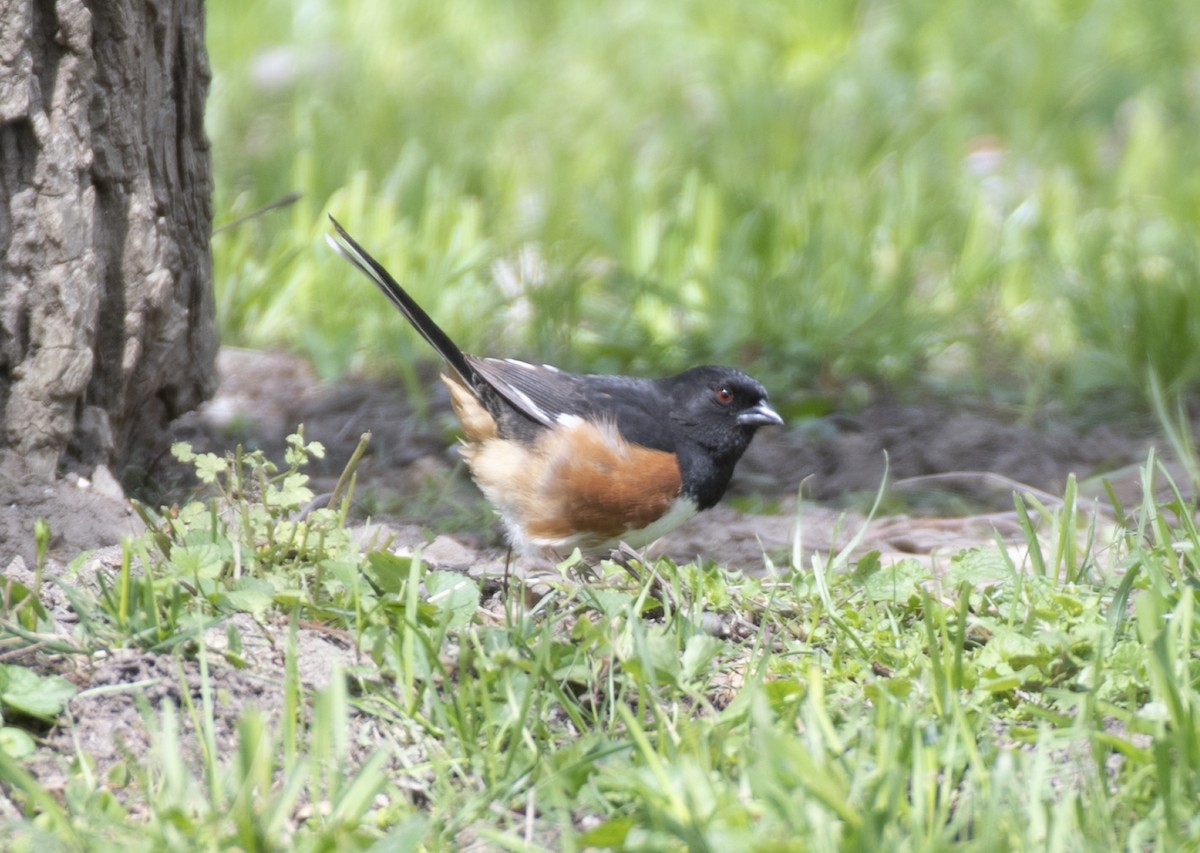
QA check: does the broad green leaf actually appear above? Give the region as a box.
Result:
[365,551,413,595]
[424,571,480,629]
[0,664,77,721]
[680,633,723,683]
[861,558,927,603]
[948,547,1011,587]
[0,726,35,758]
[223,578,277,615]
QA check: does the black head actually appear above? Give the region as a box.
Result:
[665,365,783,438]
[660,365,782,507]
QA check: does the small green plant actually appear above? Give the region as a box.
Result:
[32,518,49,601]
[0,663,76,732]
[5,444,1200,847]
[150,429,360,582]
[0,636,413,850]
[117,429,370,631]
[0,542,80,757]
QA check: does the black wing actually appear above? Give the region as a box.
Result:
[468,357,677,452]
[328,220,677,447]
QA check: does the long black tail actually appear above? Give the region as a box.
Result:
[326,216,477,385]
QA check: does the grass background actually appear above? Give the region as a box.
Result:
[208,0,1200,416]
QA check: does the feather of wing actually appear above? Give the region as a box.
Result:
[467,357,676,451]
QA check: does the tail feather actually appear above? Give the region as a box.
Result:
[326,216,477,386]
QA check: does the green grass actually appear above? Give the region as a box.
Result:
[3,438,1199,848]
[206,0,1200,411]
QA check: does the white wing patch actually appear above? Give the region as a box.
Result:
[502,384,551,424]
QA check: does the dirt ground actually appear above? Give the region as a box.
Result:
[2,348,1168,571]
[0,347,1187,809]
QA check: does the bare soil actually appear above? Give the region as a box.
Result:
[0,347,1184,810]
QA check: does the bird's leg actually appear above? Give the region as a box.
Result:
[566,552,601,586]
[610,542,646,582]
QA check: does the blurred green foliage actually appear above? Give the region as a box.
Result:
[207,0,1200,408]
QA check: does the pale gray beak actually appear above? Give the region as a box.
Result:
[738,400,784,427]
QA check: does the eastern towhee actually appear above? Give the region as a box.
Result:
[327,217,783,557]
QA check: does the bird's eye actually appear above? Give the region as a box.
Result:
[715,386,734,405]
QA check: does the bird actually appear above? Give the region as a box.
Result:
[327,216,783,558]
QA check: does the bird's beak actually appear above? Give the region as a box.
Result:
[738,401,784,427]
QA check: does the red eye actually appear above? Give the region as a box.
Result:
[715,386,734,405]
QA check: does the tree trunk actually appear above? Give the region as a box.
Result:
[0,0,216,480]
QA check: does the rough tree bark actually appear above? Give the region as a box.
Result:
[0,0,217,480]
